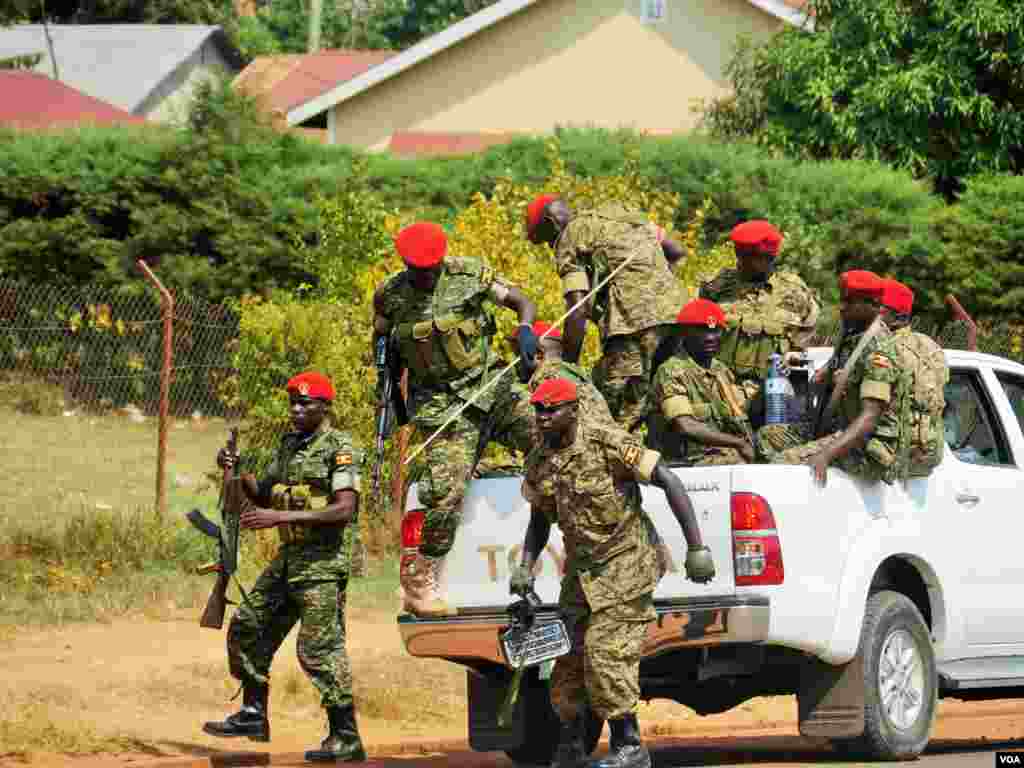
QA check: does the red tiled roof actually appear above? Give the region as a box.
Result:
[235,49,396,116]
[0,70,147,129]
[388,131,518,157]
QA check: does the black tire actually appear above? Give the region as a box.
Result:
[830,590,937,761]
[504,676,604,765]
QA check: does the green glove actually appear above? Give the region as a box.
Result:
[510,562,535,597]
[685,546,715,584]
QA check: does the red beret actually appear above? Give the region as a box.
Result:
[676,298,727,329]
[530,378,578,407]
[526,194,558,239]
[730,220,783,256]
[510,321,561,341]
[396,222,447,269]
[881,279,914,315]
[286,371,335,401]
[839,270,884,301]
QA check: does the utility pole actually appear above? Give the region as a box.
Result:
[308,0,323,52]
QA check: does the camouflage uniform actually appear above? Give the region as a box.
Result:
[650,355,753,465]
[228,426,362,710]
[374,256,533,557]
[700,269,820,397]
[889,325,949,476]
[757,330,909,484]
[555,203,689,431]
[522,418,664,721]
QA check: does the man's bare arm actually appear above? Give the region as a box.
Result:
[562,289,591,363]
[673,416,751,457]
[284,489,358,525]
[651,461,704,549]
[501,286,537,327]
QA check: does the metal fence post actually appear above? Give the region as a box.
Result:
[137,260,174,521]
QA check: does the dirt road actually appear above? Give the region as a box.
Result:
[2,612,1022,768]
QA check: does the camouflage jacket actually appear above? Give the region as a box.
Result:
[529,359,615,425]
[823,328,909,482]
[700,269,820,383]
[555,203,687,342]
[889,326,949,476]
[374,256,516,426]
[650,356,752,463]
[261,425,363,581]
[522,418,663,609]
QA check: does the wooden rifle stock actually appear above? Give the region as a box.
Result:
[199,569,229,630]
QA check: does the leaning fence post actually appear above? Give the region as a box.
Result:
[137,260,174,521]
[945,294,978,352]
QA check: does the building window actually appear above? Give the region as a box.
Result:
[640,0,666,24]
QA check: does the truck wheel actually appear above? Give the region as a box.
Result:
[503,677,603,764]
[834,590,937,761]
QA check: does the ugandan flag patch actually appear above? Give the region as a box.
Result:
[335,452,353,467]
[622,443,642,467]
[870,353,892,369]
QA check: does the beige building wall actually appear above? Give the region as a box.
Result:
[330,0,782,149]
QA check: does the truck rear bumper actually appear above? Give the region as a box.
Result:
[399,595,770,667]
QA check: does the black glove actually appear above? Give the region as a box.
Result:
[517,325,538,367]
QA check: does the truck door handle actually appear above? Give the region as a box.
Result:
[956,491,980,505]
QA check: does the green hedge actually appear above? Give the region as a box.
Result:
[3,125,1021,320]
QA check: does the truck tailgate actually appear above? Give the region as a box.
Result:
[420,465,735,609]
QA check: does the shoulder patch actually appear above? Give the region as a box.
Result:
[445,256,484,276]
[335,451,353,467]
[870,352,893,369]
[621,442,642,467]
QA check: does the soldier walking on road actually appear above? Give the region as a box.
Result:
[757,271,909,487]
[649,299,756,466]
[202,372,367,763]
[700,220,820,400]
[525,195,689,432]
[880,279,949,477]
[512,378,715,768]
[374,222,539,617]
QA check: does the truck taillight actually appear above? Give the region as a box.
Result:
[731,492,784,586]
[401,509,424,550]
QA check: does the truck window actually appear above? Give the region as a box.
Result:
[995,372,1024,439]
[943,370,1012,467]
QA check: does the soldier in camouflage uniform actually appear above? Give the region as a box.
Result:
[700,220,820,401]
[202,372,367,763]
[373,222,538,617]
[511,378,715,768]
[525,195,689,433]
[649,299,756,466]
[880,279,949,476]
[757,271,909,486]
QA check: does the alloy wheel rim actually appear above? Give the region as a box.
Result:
[877,628,925,731]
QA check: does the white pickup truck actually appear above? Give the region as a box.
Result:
[397,347,1024,764]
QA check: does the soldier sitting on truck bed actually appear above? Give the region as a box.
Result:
[648,298,756,466]
[757,270,909,487]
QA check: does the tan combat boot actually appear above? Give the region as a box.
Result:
[401,553,456,617]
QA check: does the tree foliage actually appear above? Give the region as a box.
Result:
[702,0,1024,197]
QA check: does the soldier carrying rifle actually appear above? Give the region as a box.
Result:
[201,371,368,763]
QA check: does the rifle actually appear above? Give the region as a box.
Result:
[498,588,542,728]
[187,428,253,630]
[813,315,886,438]
[372,333,409,503]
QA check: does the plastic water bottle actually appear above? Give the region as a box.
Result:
[764,353,789,425]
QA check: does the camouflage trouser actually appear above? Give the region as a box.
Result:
[756,424,883,482]
[227,555,352,710]
[593,326,672,434]
[549,569,652,722]
[416,388,533,558]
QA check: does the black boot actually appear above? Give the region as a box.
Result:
[202,683,270,742]
[305,705,367,762]
[584,714,649,768]
[550,716,587,768]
